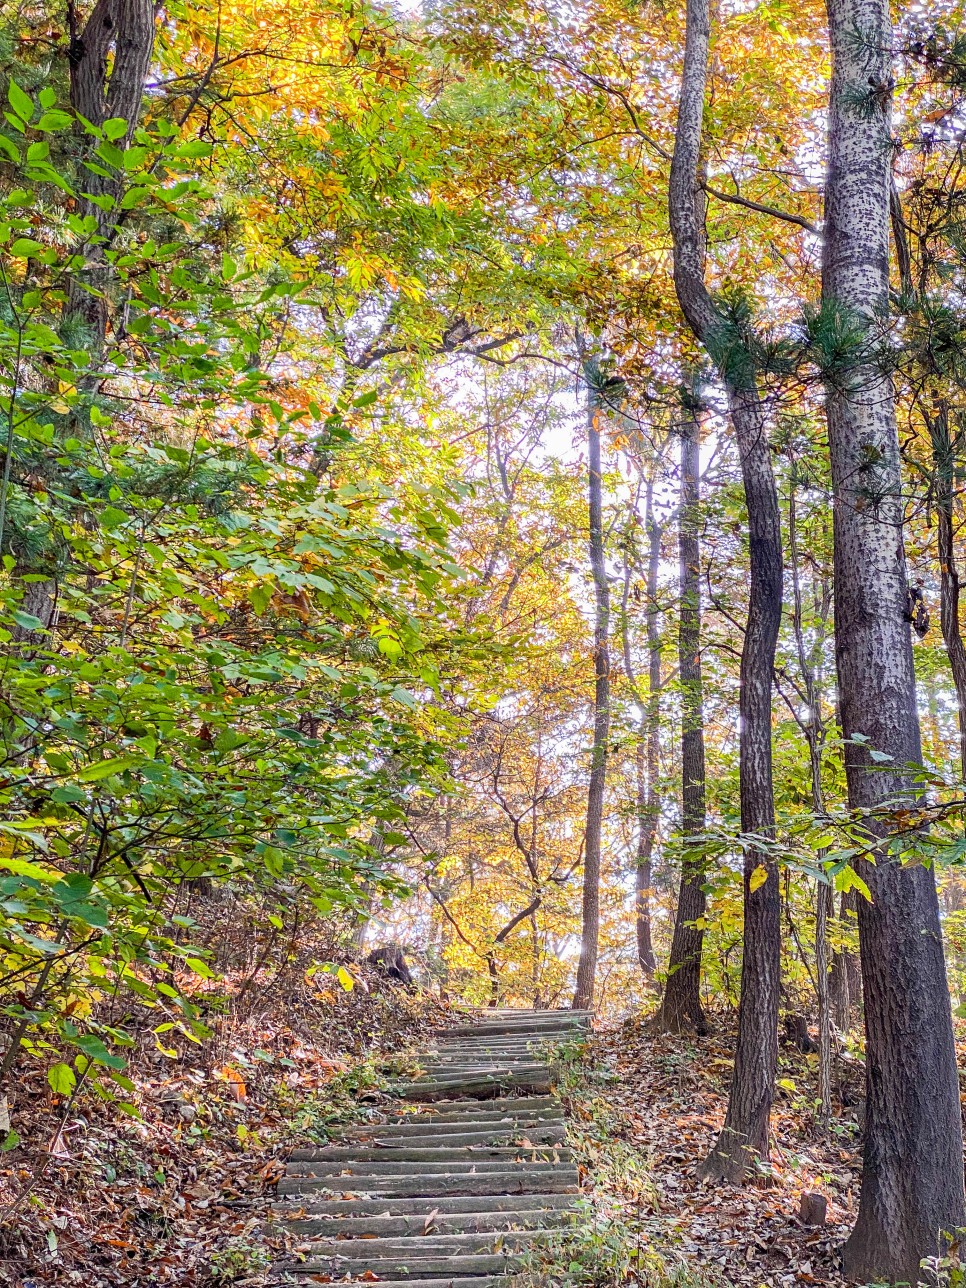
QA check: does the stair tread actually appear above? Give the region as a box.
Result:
[273,1008,588,1282]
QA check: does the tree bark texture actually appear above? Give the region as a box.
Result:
[655,415,709,1034]
[822,0,966,1277]
[573,383,611,1011]
[67,0,157,343]
[669,0,783,1180]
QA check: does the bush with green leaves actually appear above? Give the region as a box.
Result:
[0,80,465,1106]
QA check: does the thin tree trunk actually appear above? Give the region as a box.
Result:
[823,0,966,1275]
[634,729,657,978]
[669,0,783,1180]
[573,378,610,1010]
[629,479,662,979]
[829,889,860,1030]
[787,464,832,1129]
[815,881,833,1132]
[929,400,966,780]
[655,412,708,1034]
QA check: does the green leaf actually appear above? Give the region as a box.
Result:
[249,582,273,616]
[51,784,86,803]
[835,865,872,902]
[72,1034,125,1069]
[102,118,129,140]
[99,506,127,531]
[0,1130,20,1152]
[76,755,140,781]
[0,856,61,882]
[12,610,44,631]
[64,901,109,928]
[214,729,247,752]
[7,81,33,124]
[184,957,214,978]
[47,1062,76,1096]
[175,140,212,159]
[36,110,73,132]
[9,238,42,258]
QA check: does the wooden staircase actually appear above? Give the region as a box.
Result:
[276,1007,591,1286]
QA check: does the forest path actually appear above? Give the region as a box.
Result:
[274,1007,591,1286]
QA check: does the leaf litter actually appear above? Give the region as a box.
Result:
[0,968,451,1287]
[563,1015,866,1287]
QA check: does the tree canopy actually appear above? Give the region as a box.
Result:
[6,0,966,1281]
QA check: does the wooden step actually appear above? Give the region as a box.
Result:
[342,1115,566,1133]
[391,1075,552,1101]
[274,1008,589,1285]
[386,1096,559,1118]
[282,1251,525,1278]
[328,1127,566,1149]
[273,1192,577,1218]
[282,1207,573,1237]
[296,1229,549,1258]
[287,1148,574,1169]
[384,1102,559,1123]
[284,1274,506,1286]
[277,1169,579,1196]
[285,1161,574,1178]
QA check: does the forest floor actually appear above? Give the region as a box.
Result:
[0,994,922,1288]
[0,970,450,1288]
[566,1014,864,1288]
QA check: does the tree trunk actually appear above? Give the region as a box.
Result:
[7,3,158,643]
[633,478,662,979]
[573,378,610,1010]
[815,881,833,1132]
[829,889,861,1030]
[822,0,966,1276]
[655,413,709,1034]
[669,0,783,1180]
[787,461,833,1130]
[929,400,966,780]
[67,0,158,343]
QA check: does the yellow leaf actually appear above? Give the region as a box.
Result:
[749,864,769,893]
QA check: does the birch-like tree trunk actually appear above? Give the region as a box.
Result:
[787,468,833,1127]
[655,412,708,1033]
[640,479,661,977]
[573,377,611,1010]
[669,0,783,1180]
[927,400,966,780]
[622,478,662,980]
[822,0,966,1276]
